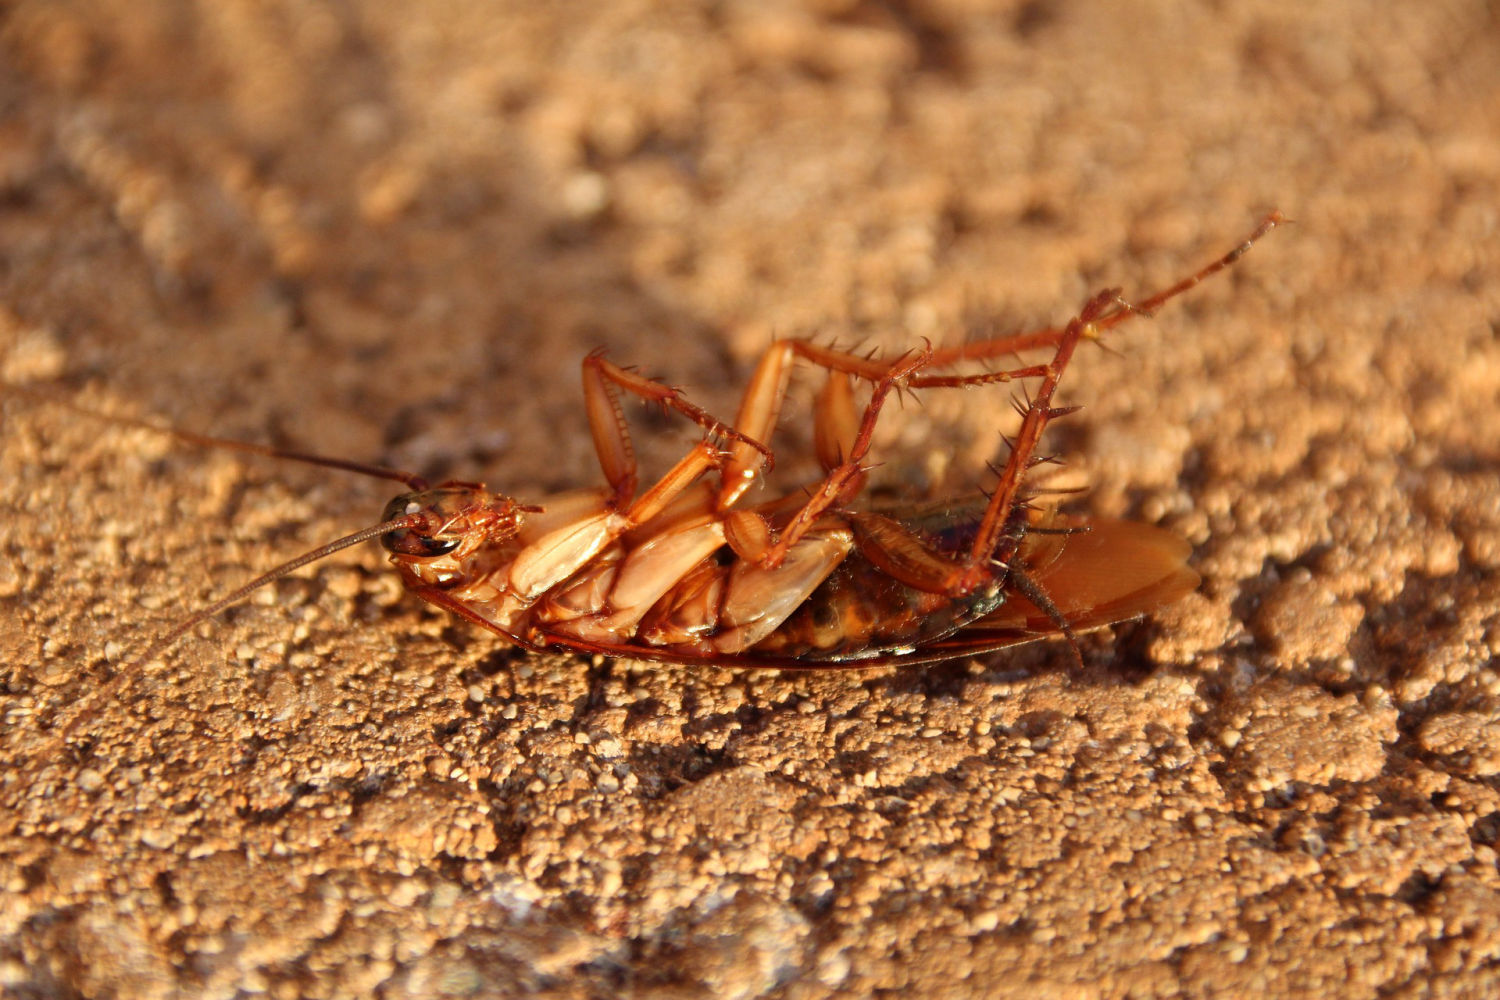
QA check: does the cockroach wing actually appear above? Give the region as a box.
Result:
[975,519,1199,635]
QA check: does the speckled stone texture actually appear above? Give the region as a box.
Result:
[2,2,1498,998]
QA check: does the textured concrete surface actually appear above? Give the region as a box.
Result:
[2,1,1498,997]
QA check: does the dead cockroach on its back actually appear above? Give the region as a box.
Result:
[28,212,1281,739]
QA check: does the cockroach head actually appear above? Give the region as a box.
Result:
[379,486,537,560]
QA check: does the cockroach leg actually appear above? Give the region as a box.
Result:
[741,337,1055,574]
[939,212,1285,599]
[733,212,1286,630]
[753,345,935,568]
[923,210,1287,367]
[717,339,961,509]
[581,350,773,510]
[621,440,725,525]
[576,353,760,538]
[718,340,796,508]
[718,337,1058,513]
[1004,563,1085,667]
[946,296,1101,597]
[813,370,859,469]
[476,364,756,620]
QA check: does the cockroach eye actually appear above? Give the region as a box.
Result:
[381,530,460,558]
[379,495,461,557]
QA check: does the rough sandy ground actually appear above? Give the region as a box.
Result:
[2,1,1498,997]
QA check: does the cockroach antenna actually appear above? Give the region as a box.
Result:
[5,383,430,489]
[50,512,426,746]
[134,513,425,667]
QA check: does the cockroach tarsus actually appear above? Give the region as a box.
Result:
[37,212,1280,737]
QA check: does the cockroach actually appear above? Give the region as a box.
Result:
[34,212,1280,738]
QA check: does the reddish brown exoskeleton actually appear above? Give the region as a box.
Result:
[42,213,1280,728]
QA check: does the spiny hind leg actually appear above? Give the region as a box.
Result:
[867,212,1288,594]
[757,293,1103,588]
[728,342,1061,569]
[922,210,1286,369]
[949,210,1286,592]
[730,292,1135,576]
[718,337,1056,510]
[725,212,1287,567]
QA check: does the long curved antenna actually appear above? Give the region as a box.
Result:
[135,514,423,666]
[58,513,422,745]
[5,382,427,488]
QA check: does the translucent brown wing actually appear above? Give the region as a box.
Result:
[969,518,1199,636]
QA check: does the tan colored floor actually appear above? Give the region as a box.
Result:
[3,2,1499,997]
